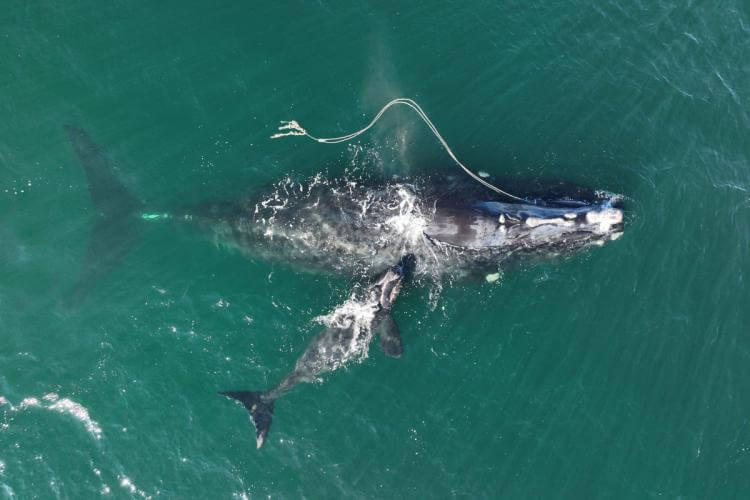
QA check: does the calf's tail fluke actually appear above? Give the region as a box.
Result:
[64,124,143,305]
[220,391,275,449]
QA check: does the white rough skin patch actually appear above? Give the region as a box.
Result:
[564,213,577,219]
[610,231,623,241]
[586,208,623,233]
[485,272,501,283]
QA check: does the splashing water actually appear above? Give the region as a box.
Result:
[312,294,380,370]
[1,393,103,441]
[383,185,428,247]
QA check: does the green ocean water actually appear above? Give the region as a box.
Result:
[2,1,750,498]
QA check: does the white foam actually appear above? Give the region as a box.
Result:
[383,186,427,245]
[120,477,136,493]
[118,476,150,498]
[314,296,379,369]
[18,397,40,409]
[45,394,103,441]
[5,393,102,441]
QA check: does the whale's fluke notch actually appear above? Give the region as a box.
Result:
[377,315,403,358]
[64,124,143,305]
[220,391,275,449]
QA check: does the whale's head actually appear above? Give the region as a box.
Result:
[424,194,624,256]
[393,253,417,280]
[371,254,416,310]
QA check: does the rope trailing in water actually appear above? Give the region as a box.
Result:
[270,98,528,202]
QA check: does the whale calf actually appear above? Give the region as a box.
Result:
[221,253,416,448]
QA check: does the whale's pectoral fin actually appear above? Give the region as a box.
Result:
[220,391,274,449]
[377,315,403,358]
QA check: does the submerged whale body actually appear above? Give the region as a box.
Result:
[66,126,625,448]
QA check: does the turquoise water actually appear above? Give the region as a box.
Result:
[2,1,749,498]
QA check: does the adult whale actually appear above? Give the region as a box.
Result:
[183,174,624,283]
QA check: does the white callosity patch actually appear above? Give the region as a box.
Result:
[0,393,102,441]
[485,272,501,283]
[585,207,623,233]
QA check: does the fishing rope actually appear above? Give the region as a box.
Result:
[270,98,529,203]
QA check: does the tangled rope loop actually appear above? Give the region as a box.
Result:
[270,98,528,203]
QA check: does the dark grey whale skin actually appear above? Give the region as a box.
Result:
[184,176,624,281]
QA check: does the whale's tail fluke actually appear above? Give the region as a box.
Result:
[64,124,143,305]
[220,391,275,449]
